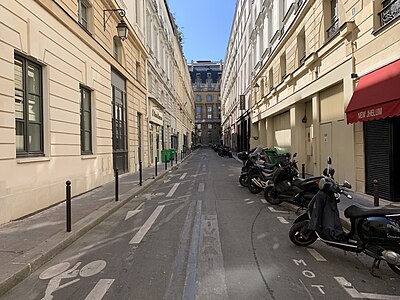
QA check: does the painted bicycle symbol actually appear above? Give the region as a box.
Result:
[39,260,113,300]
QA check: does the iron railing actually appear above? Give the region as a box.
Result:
[379,0,400,27]
[326,18,339,40]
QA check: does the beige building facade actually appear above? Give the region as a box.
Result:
[0,0,192,225]
[222,0,400,200]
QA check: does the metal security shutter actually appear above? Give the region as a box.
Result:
[364,119,391,200]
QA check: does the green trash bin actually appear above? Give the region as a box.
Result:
[182,145,187,153]
[170,148,176,160]
[161,149,170,162]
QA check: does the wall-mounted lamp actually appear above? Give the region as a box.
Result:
[103,9,129,41]
[253,82,260,93]
[302,115,307,123]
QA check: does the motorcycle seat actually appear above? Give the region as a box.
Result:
[344,204,400,218]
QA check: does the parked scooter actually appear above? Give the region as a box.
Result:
[263,153,322,208]
[238,146,270,187]
[218,146,233,158]
[289,158,400,276]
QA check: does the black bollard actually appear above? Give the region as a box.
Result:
[165,158,167,170]
[139,161,143,186]
[176,152,178,164]
[373,179,379,206]
[155,157,158,177]
[66,180,71,232]
[115,168,119,202]
[302,164,305,179]
[171,155,173,167]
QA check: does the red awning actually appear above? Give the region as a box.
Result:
[345,59,400,124]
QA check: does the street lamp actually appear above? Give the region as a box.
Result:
[103,9,129,41]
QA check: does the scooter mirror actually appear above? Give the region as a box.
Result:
[343,181,352,189]
[293,153,297,158]
[327,157,332,165]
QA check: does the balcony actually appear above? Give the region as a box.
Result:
[379,0,400,27]
[326,18,339,40]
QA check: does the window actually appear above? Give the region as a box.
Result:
[280,52,286,81]
[380,0,400,27]
[197,124,201,129]
[80,86,92,154]
[78,0,89,29]
[14,55,43,156]
[195,95,202,102]
[196,106,201,119]
[136,61,141,82]
[207,114,212,119]
[269,68,274,90]
[113,36,122,62]
[207,95,212,102]
[207,106,212,113]
[298,29,306,66]
[327,0,339,39]
[208,124,212,129]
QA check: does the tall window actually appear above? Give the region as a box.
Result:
[196,106,201,119]
[327,0,339,39]
[207,95,212,102]
[80,86,92,154]
[14,55,43,156]
[269,68,274,90]
[113,36,122,62]
[195,95,202,102]
[78,0,89,29]
[280,52,287,81]
[298,29,306,66]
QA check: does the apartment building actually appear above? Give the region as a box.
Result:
[145,0,194,163]
[221,0,400,201]
[189,61,223,146]
[0,0,193,225]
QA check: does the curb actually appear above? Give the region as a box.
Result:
[0,163,181,297]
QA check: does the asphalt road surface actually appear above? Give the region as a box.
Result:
[2,148,400,300]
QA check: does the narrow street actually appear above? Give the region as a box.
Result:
[2,148,400,300]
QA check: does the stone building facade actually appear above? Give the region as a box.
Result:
[221,0,400,201]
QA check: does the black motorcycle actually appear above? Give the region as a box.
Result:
[238,147,270,187]
[247,162,276,194]
[218,146,232,158]
[289,163,400,276]
[263,153,322,208]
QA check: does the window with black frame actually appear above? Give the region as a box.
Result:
[80,85,92,154]
[14,55,43,156]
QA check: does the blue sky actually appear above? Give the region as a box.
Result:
[167,0,237,63]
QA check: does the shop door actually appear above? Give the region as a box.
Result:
[320,123,332,170]
[112,86,128,173]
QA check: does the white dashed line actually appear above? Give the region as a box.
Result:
[129,205,165,244]
[307,248,327,261]
[277,216,289,224]
[167,183,180,197]
[179,173,187,180]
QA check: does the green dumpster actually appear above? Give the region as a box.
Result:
[161,149,170,162]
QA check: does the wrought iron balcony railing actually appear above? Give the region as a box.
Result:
[379,0,400,27]
[326,18,339,40]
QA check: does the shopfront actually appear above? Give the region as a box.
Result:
[346,59,400,201]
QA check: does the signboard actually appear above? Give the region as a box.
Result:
[240,95,245,110]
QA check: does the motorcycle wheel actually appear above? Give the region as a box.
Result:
[248,174,263,194]
[264,186,283,205]
[239,174,248,187]
[387,263,400,276]
[289,221,317,246]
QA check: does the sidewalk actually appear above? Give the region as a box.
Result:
[0,153,191,296]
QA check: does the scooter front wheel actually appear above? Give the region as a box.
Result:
[289,221,317,246]
[264,186,283,205]
[239,174,248,187]
[248,174,263,194]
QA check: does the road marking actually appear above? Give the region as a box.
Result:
[268,206,291,214]
[129,205,165,244]
[125,202,144,220]
[180,173,187,180]
[84,279,114,300]
[198,183,205,192]
[277,216,289,224]
[335,276,400,299]
[260,199,268,204]
[167,183,180,197]
[307,248,327,261]
[246,201,255,204]
[196,214,228,299]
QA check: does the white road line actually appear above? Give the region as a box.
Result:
[180,173,187,180]
[268,206,292,214]
[129,205,165,244]
[84,279,114,300]
[260,199,268,204]
[335,276,400,299]
[277,216,289,224]
[167,183,180,197]
[125,202,144,220]
[246,201,255,204]
[307,248,327,261]
[198,183,205,192]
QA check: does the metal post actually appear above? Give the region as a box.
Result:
[171,155,173,167]
[373,179,379,206]
[302,164,305,179]
[155,157,158,177]
[165,158,167,170]
[139,161,143,186]
[181,152,183,160]
[176,152,178,164]
[115,168,119,202]
[66,180,71,232]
